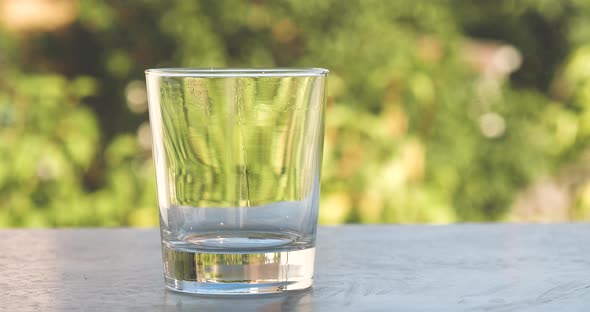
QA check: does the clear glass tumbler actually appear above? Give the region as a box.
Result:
[145,68,328,295]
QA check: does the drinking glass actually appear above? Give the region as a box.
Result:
[145,68,328,295]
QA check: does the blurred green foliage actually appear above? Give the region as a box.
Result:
[2,0,590,227]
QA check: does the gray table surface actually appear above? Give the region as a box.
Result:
[1,225,590,311]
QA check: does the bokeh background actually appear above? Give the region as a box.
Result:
[2,0,590,227]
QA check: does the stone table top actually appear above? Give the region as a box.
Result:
[1,224,590,311]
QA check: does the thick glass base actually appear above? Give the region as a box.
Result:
[162,245,315,295]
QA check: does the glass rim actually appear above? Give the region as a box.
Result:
[145,67,329,78]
